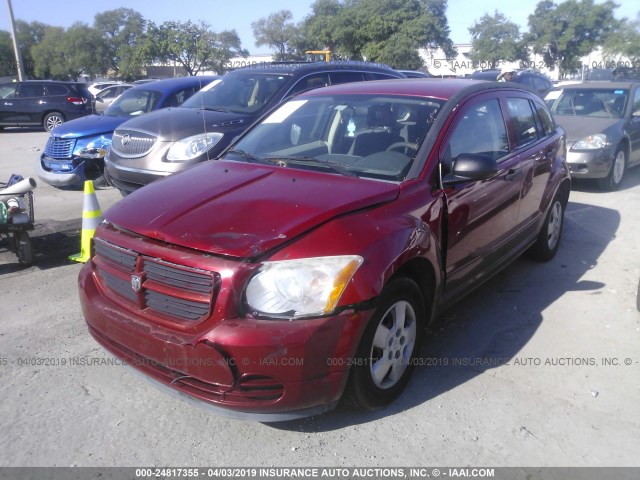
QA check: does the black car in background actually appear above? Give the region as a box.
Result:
[470,69,553,97]
[0,80,92,131]
[105,61,406,195]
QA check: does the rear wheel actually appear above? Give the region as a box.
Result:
[13,231,33,265]
[598,145,626,191]
[43,112,65,132]
[343,277,426,410]
[528,191,565,262]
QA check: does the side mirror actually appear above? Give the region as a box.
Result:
[442,153,498,185]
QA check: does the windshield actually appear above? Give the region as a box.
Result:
[180,73,289,114]
[227,94,444,182]
[104,88,161,117]
[546,88,628,118]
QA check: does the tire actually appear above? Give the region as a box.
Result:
[13,231,33,265]
[527,192,565,262]
[343,277,426,410]
[597,145,626,191]
[43,112,65,132]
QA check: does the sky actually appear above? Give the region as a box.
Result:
[1,0,639,54]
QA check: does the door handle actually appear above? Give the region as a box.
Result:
[505,167,522,181]
[3,102,13,106]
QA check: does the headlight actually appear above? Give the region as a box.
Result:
[77,137,111,159]
[245,256,363,319]
[166,133,223,161]
[572,134,609,150]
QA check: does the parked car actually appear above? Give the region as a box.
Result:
[470,69,553,97]
[398,70,433,78]
[104,61,406,195]
[87,81,121,97]
[37,76,218,188]
[94,83,133,113]
[79,79,570,420]
[545,81,640,190]
[0,80,92,132]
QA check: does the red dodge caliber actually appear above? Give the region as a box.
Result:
[79,79,570,421]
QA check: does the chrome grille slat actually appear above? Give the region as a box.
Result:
[111,130,157,158]
[44,137,75,159]
[145,291,209,320]
[94,240,136,271]
[99,269,137,302]
[93,239,218,323]
[145,261,213,293]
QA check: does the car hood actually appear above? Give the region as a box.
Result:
[52,114,127,138]
[104,160,400,258]
[554,115,624,143]
[114,107,253,141]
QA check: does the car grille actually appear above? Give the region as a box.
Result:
[93,238,220,323]
[111,130,157,158]
[44,137,75,159]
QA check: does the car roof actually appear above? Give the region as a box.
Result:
[228,61,402,76]
[128,75,219,93]
[298,78,495,101]
[552,81,639,89]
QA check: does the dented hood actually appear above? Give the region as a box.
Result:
[104,160,400,258]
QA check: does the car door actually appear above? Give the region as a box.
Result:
[504,95,555,231]
[440,93,523,300]
[13,82,46,123]
[628,86,640,166]
[0,83,18,124]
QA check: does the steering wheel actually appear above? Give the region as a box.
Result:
[386,142,418,154]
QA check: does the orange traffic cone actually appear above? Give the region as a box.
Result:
[69,180,103,263]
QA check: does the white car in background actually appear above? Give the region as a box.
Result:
[94,84,133,113]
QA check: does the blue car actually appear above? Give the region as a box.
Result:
[37,76,218,187]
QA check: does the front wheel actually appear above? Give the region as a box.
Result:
[598,145,626,191]
[527,192,565,262]
[43,112,65,132]
[343,277,426,410]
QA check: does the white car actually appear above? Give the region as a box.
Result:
[94,84,133,113]
[87,81,121,97]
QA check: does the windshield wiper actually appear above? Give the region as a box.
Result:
[226,149,269,164]
[261,156,357,177]
[201,106,231,113]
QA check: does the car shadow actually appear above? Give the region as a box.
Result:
[571,163,640,192]
[0,218,83,273]
[268,200,619,431]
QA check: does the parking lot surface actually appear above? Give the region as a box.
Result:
[0,129,639,467]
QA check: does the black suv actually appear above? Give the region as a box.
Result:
[469,69,553,97]
[105,61,405,194]
[0,80,92,132]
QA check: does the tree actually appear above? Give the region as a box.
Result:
[469,11,528,69]
[93,8,145,79]
[141,21,247,75]
[252,10,300,61]
[0,30,15,77]
[31,23,107,79]
[602,13,640,65]
[301,0,456,69]
[15,20,47,78]
[527,0,619,78]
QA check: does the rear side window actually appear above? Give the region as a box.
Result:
[367,72,401,80]
[329,71,366,85]
[289,73,330,96]
[535,103,554,136]
[506,97,540,149]
[162,87,199,108]
[17,84,45,98]
[45,84,69,96]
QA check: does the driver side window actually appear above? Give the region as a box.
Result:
[442,98,509,172]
